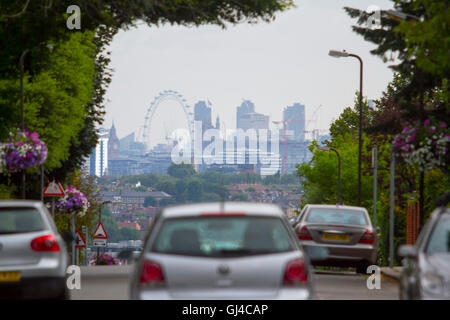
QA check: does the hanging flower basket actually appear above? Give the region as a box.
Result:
[0,129,48,174]
[55,186,90,217]
[393,119,449,172]
[89,253,120,266]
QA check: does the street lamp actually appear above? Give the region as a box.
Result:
[328,49,363,206]
[19,49,29,199]
[319,147,341,205]
[384,9,420,21]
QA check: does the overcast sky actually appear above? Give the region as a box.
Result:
[104,0,395,148]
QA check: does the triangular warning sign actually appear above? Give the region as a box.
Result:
[93,222,108,239]
[43,181,65,197]
[74,230,86,248]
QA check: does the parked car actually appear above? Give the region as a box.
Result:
[294,204,379,273]
[129,202,326,300]
[0,200,69,299]
[398,201,450,300]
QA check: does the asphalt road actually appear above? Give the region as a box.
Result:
[70,266,399,300]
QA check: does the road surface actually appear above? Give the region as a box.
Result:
[70,266,399,300]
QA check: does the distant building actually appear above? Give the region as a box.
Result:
[102,190,172,213]
[89,128,109,177]
[108,122,120,159]
[236,100,255,129]
[283,103,305,142]
[238,112,269,131]
[119,132,146,157]
[194,100,213,132]
[236,100,269,131]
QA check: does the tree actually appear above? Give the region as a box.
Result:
[167,163,196,179]
[344,0,450,228]
[0,0,294,197]
[144,196,157,207]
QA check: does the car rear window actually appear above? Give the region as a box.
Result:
[0,207,45,234]
[152,216,294,257]
[306,208,368,226]
[426,215,450,254]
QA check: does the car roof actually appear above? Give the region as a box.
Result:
[162,202,285,218]
[304,204,368,212]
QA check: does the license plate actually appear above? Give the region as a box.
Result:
[0,271,21,282]
[322,233,349,241]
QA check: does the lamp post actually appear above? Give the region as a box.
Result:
[328,49,363,206]
[19,49,29,199]
[319,146,341,205]
[96,200,111,264]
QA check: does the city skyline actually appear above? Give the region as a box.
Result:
[103,0,395,145]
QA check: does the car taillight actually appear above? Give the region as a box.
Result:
[30,234,60,252]
[359,229,375,244]
[283,258,308,285]
[139,260,165,286]
[297,226,313,241]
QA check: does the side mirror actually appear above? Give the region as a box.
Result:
[61,231,74,243]
[117,249,134,260]
[304,246,328,262]
[398,245,418,259]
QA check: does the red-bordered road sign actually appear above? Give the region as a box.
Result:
[74,230,86,248]
[93,222,108,239]
[43,181,65,197]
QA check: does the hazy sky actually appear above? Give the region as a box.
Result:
[104,0,395,148]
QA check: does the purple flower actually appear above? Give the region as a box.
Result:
[440,123,447,128]
[424,119,430,125]
[429,128,435,133]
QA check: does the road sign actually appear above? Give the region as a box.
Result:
[74,230,85,248]
[93,221,108,239]
[43,181,65,197]
[93,238,107,247]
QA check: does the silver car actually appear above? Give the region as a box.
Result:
[129,202,319,300]
[0,201,69,299]
[294,204,378,273]
[398,205,450,300]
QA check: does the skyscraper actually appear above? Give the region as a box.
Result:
[89,128,109,177]
[283,103,305,142]
[194,100,213,132]
[236,100,269,130]
[236,100,255,129]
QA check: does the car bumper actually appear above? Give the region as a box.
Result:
[0,255,67,278]
[302,242,377,266]
[133,288,314,300]
[0,276,66,299]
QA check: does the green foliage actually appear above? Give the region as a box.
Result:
[167,163,196,179]
[144,196,157,207]
[0,31,96,171]
[231,193,248,201]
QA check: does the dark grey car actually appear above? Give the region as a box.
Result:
[398,206,450,300]
[294,204,378,273]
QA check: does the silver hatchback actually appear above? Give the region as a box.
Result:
[0,201,69,299]
[130,202,318,300]
[294,204,378,273]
